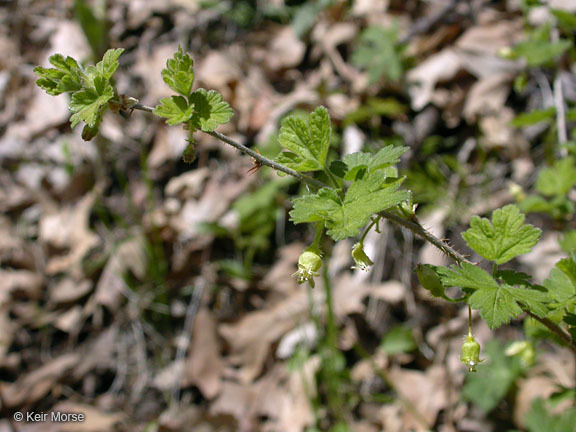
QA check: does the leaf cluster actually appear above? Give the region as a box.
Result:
[34,48,124,140]
[419,205,556,329]
[154,47,233,132]
[276,107,410,241]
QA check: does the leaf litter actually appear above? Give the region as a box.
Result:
[0,1,574,431]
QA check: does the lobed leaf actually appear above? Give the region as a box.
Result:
[188,88,234,132]
[276,106,331,172]
[343,145,408,180]
[469,283,548,329]
[462,205,541,264]
[69,76,114,128]
[154,96,195,126]
[535,157,576,197]
[543,255,576,303]
[34,54,85,95]
[437,262,498,292]
[290,171,408,240]
[161,46,195,96]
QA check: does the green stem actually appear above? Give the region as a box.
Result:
[468,304,473,336]
[323,166,340,189]
[323,260,337,352]
[359,216,380,245]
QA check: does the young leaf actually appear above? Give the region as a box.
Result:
[34,54,85,95]
[535,157,576,197]
[343,145,408,181]
[352,25,403,84]
[469,283,548,329]
[94,48,124,80]
[69,76,114,128]
[461,205,541,264]
[290,172,408,240]
[153,96,195,126]
[161,46,195,96]
[188,88,234,132]
[543,255,576,303]
[524,398,576,432]
[415,264,466,302]
[437,262,499,291]
[510,107,555,127]
[275,106,331,172]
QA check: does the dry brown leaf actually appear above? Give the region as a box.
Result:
[0,304,15,366]
[51,402,123,432]
[40,192,100,276]
[94,234,147,311]
[0,269,43,304]
[266,27,306,71]
[219,291,308,383]
[407,49,462,110]
[184,308,224,398]
[73,326,118,379]
[1,352,81,408]
[50,278,92,304]
[387,365,450,431]
[53,305,84,333]
[463,73,513,122]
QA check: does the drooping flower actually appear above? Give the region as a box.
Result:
[293,250,322,288]
[460,332,484,372]
[351,242,374,271]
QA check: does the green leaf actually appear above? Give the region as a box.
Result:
[437,262,499,291]
[543,255,576,303]
[275,106,331,172]
[462,341,523,412]
[153,96,195,126]
[551,9,576,33]
[290,172,408,240]
[94,48,124,80]
[343,145,408,181]
[351,25,403,84]
[380,326,416,354]
[525,398,576,432]
[510,107,556,127]
[469,283,548,329]
[535,157,576,197]
[69,76,114,128]
[560,230,576,253]
[34,54,85,95]
[161,46,195,96]
[513,38,571,66]
[462,205,541,264]
[188,88,234,131]
[415,264,466,302]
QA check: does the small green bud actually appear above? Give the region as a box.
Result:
[351,242,373,271]
[182,140,196,163]
[293,250,322,288]
[505,340,535,367]
[460,333,484,372]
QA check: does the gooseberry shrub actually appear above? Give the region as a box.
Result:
[34,48,576,379]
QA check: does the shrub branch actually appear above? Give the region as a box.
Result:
[129,98,576,354]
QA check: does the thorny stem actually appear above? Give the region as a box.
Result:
[128,97,576,354]
[379,210,473,265]
[127,101,326,190]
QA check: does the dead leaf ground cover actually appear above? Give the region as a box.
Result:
[0,1,575,431]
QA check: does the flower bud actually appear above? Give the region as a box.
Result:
[505,340,535,367]
[460,333,483,372]
[293,250,322,288]
[351,243,374,271]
